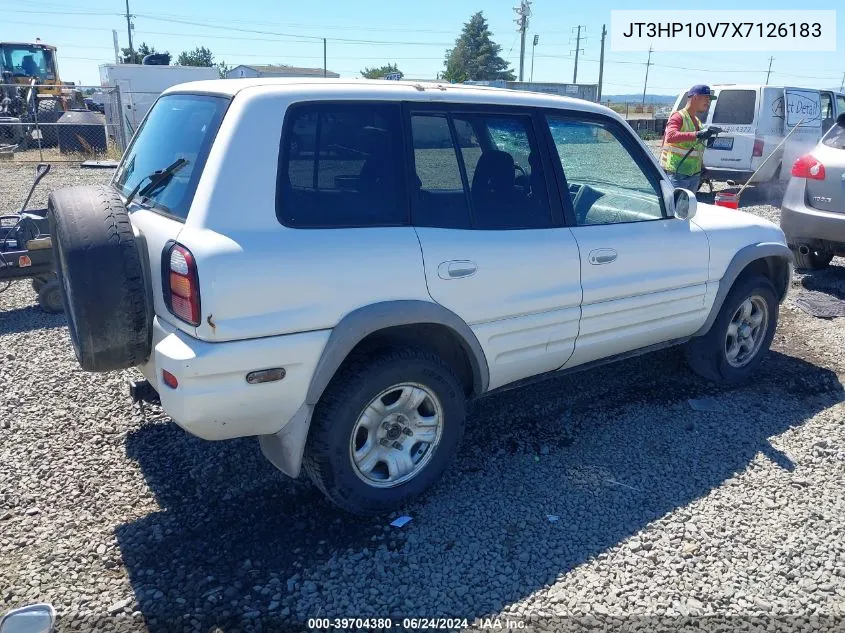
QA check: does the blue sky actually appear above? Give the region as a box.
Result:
[3,0,842,96]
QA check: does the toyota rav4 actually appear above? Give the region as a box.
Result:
[48,79,793,515]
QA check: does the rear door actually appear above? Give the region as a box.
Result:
[703,87,759,172]
[781,87,824,180]
[407,103,583,392]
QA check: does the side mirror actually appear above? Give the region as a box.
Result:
[0,604,56,633]
[673,188,698,220]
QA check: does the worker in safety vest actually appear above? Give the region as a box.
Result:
[660,85,719,192]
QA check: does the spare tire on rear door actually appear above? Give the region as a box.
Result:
[48,185,152,372]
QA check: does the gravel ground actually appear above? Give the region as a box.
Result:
[2,163,845,633]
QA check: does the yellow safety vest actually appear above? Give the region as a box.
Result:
[660,109,704,176]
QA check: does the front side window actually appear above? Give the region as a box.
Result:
[113,94,229,220]
[546,116,664,226]
[712,89,757,125]
[278,102,406,228]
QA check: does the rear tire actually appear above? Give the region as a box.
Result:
[685,273,778,384]
[37,277,64,314]
[792,247,832,271]
[31,275,50,293]
[49,185,151,372]
[303,347,467,515]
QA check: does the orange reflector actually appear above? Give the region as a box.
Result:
[162,370,178,389]
[169,272,192,298]
[18,255,32,267]
[246,368,286,385]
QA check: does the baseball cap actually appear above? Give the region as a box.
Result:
[687,84,716,98]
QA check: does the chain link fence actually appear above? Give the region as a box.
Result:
[0,84,128,164]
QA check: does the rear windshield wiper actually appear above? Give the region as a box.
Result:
[124,157,189,207]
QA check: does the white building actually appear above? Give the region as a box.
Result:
[224,64,339,79]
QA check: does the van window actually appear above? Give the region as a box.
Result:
[278,102,406,228]
[712,90,757,125]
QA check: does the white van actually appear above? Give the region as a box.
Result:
[670,84,845,186]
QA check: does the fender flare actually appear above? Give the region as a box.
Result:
[693,242,793,337]
[259,300,490,479]
[305,299,490,405]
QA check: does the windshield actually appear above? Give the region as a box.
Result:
[113,94,229,220]
[0,45,55,81]
[822,119,845,150]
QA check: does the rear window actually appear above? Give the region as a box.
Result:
[822,122,845,150]
[113,94,229,220]
[712,90,757,125]
[277,102,406,228]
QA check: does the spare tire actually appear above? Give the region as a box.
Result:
[48,185,152,372]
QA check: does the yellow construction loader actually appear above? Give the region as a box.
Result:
[0,41,84,149]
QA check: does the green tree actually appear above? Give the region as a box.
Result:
[360,63,403,79]
[121,42,170,65]
[443,11,514,82]
[177,46,214,67]
[216,60,232,79]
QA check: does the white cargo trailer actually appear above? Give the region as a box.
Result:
[99,63,219,141]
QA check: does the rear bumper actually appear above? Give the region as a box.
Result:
[702,165,778,184]
[139,316,330,440]
[780,178,845,252]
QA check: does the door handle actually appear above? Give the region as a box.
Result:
[589,248,617,265]
[437,260,478,280]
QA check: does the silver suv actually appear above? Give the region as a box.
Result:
[781,113,845,269]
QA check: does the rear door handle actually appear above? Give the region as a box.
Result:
[589,248,617,265]
[437,260,478,279]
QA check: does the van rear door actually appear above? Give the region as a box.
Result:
[703,87,759,173]
[781,87,823,181]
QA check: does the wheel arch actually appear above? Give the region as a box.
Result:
[694,242,793,338]
[305,300,490,406]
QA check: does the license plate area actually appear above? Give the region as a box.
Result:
[710,136,734,151]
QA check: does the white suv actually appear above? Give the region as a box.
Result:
[48,79,793,515]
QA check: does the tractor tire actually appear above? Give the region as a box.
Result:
[37,98,61,148]
[48,185,152,372]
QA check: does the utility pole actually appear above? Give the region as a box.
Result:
[570,25,586,83]
[514,0,532,82]
[642,45,653,105]
[597,24,606,102]
[765,56,774,85]
[112,29,120,64]
[323,38,327,77]
[530,34,539,83]
[124,0,134,63]
[840,71,844,91]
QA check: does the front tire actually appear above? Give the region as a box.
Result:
[685,273,778,384]
[303,347,467,515]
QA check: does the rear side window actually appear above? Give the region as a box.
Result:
[822,122,845,150]
[712,90,757,125]
[409,110,553,230]
[113,94,229,220]
[278,102,406,228]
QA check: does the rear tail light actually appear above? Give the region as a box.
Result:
[163,242,201,326]
[752,138,764,157]
[791,154,826,180]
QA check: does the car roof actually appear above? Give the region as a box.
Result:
[161,77,614,117]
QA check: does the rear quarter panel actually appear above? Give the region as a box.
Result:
[176,88,432,342]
